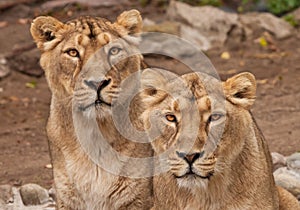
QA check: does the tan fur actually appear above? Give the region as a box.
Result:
[278,186,300,210]
[31,11,153,210]
[139,69,299,210]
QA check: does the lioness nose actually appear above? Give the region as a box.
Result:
[84,78,111,91]
[176,151,204,165]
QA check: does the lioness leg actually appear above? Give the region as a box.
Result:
[50,142,85,210]
[277,186,300,210]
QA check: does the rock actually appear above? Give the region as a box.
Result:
[0,55,10,79]
[274,167,300,197]
[140,32,217,77]
[0,184,13,205]
[8,48,43,77]
[180,24,211,51]
[165,1,293,51]
[290,7,300,25]
[287,152,300,173]
[8,4,31,19]
[167,1,238,50]
[141,32,195,56]
[143,18,155,27]
[271,152,287,171]
[19,184,50,206]
[48,187,56,202]
[239,12,293,39]
[143,21,180,35]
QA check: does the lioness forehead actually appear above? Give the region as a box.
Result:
[66,16,119,38]
[171,81,211,113]
[186,79,211,112]
[182,72,224,112]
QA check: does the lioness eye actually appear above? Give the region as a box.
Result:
[66,49,79,58]
[166,114,177,123]
[208,113,223,122]
[109,47,121,55]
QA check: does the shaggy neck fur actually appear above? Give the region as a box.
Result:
[47,95,153,209]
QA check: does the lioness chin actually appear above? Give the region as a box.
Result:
[139,68,300,210]
[31,11,153,210]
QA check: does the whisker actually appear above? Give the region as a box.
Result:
[74,93,90,98]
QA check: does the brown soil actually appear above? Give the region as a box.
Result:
[0,1,299,189]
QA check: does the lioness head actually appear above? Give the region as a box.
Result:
[140,68,256,188]
[31,10,143,116]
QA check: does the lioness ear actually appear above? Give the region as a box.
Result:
[115,9,142,35]
[141,68,168,93]
[223,72,256,109]
[30,16,64,51]
[140,68,171,106]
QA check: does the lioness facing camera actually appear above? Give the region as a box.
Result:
[139,68,300,210]
[31,11,153,209]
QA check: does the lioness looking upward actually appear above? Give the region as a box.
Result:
[139,68,300,210]
[30,11,153,209]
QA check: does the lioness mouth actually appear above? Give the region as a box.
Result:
[78,96,111,112]
[174,169,213,180]
[95,98,111,107]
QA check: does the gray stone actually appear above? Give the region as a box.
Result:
[291,7,300,25]
[0,184,13,205]
[141,32,195,57]
[180,24,211,51]
[48,187,56,202]
[165,1,293,51]
[271,152,287,171]
[0,55,10,79]
[143,21,180,35]
[140,32,217,77]
[8,4,31,19]
[287,152,300,173]
[8,48,43,77]
[239,12,293,39]
[167,1,238,50]
[274,167,300,197]
[19,184,50,206]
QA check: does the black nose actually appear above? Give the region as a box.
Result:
[176,151,204,165]
[84,78,111,92]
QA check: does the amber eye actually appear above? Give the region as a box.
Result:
[165,114,177,123]
[66,49,79,58]
[208,113,223,122]
[109,47,121,55]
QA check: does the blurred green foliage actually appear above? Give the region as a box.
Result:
[267,0,300,15]
[177,0,222,7]
[238,0,259,12]
[239,0,300,14]
[283,14,299,27]
[139,0,150,7]
[139,0,169,7]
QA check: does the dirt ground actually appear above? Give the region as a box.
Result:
[0,1,299,189]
